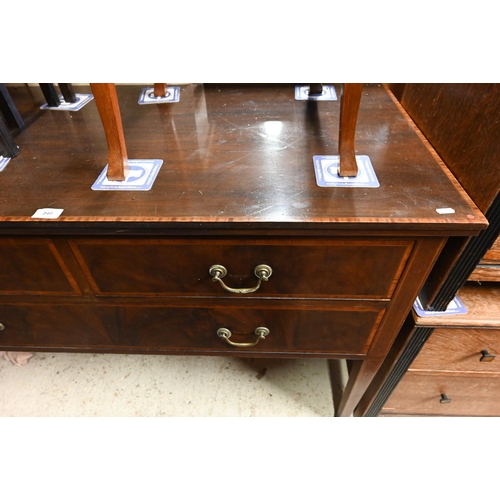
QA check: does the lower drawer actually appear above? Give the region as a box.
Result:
[411,327,500,373]
[382,371,500,416]
[0,301,385,356]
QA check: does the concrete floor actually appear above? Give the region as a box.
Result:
[0,352,340,417]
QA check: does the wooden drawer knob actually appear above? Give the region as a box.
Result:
[480,350,496,362]
[440,394,451,404]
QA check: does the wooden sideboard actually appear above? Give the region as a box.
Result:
[0,84,486,416]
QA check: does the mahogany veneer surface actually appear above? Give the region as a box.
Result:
[0,84,484,231]
[0,84,486,417]
[382,372,500,416]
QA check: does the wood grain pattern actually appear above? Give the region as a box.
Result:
[336,237,447,416]
[89,83,129,181]
[409,327,500,373]
[0,300,385,356]
[468,265,500,282]
[0,84,485,231]
[69,237,414,299]
[395,84,500,309]
[480,235,500,263]
[0,83,488,418]
[400,84,500,214]
[338,83,363,177]
[0,238,81,295]
[382,371,500,416]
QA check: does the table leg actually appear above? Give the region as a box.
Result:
[90,83,129,181]
[334,358,383,416]
[338,83,363,177]
[154,83,167,97]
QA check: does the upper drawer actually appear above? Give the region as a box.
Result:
[411,327,500,374]
[0,238,81,295]
[70,238,414,299]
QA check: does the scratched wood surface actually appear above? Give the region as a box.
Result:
[0,84,485,234]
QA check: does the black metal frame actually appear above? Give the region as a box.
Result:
[0,114,20,158]
[0,84,24,128]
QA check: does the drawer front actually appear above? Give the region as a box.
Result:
[70,238,413,299]
[382,372,500,416]
[0,238,80,295]
[412,327,500,373]
[0,302,385,356]
[480,235,500,264]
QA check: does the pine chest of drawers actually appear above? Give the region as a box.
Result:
[380,283,500,416]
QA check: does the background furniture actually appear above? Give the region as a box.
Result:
[39,83,78,107]
[380,283,500,416]
[357,84,500,416]
[0,83,485,416]
[0,84,22,158]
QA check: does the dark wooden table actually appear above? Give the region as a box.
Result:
[0,84,487,416]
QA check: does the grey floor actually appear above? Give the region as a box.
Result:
[0,352,345,417]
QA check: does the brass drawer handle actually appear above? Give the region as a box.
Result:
[209,264,272,294]
[480,350,496,362]
[217,327,270,347]
[440,394,451,404]
[0,323,4,331]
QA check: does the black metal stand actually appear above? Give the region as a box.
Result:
[0,84,24,128]
[0,114,20,158]
[58,83,77,103]
[308,83,323,95]
[39,83,61,107]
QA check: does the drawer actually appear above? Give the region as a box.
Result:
[70,238,414,299]
[480,235,500,264]
[382,372,500,416]
[468,265,500,282]
[0,238,80,295]
[0,301,385,356]
[412,327,500,373]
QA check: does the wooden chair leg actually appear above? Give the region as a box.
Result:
[154,83,167,97]
[338,83,363,177]
[90,83,129,181]
[58,83,77,103]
